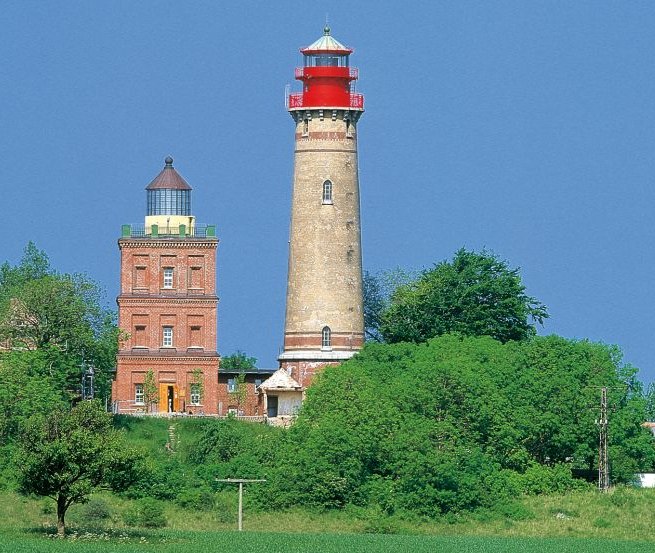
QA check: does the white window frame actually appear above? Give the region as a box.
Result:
[322,326,332,349]
[322,180,333,204]
[190,383,201,406]
[163,267,174,289]
[162,326,173,347]
[135,383,144,405]
[227,378,237,393]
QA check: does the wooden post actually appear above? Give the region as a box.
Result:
[216,478,266,531]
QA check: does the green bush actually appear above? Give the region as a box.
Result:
[176,488,215,511]
[519,463,584,495]
[593,517,612,528]
[123,498,166,528]
[82,498,111,520]
[608,487,636,508]
[40,499,54,515]
[492,501,535,521]
[214,493,237,523]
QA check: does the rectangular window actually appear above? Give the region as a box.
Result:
[254,378,262,388]
[162,326,173,347]
[227,378,237,393]
[190,384,201,405]
[135,384,144,405]
[163,267,174,289]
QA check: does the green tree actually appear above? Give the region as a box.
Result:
[0,349,66,442]
[363,268,416,342]
[190,368,205,406]
[262,335,653,514]
[16,400,144,536]
[0,243,119,401]
[229,372,248,414]
[143,369,159,413]
[221,350,257,370]
[379,248,548,344]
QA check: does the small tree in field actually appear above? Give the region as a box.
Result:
[17,400,143,536]
[143,369,159,413]
[229,371,248,414]
[190,367,205,407]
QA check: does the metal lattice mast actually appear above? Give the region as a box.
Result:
[598,386,609,492]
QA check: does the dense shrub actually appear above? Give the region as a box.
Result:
[176,488,215,511]
[258,335,653,516]
[82,498,111,521]
[123,498,166,528]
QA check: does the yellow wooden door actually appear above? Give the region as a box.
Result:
[158,384,179,413]
[159,384,168,413]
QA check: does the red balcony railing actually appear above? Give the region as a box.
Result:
[286,92,364,110]
[288,92,304,108]
[350,93,364,109]
[295,67,359,80]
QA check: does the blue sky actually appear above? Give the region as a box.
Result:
[2,1,655,381]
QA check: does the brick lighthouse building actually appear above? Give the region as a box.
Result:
[278,27,365,387]
[112,157,220,414]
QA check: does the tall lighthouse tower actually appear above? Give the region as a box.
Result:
[279,27,365,387]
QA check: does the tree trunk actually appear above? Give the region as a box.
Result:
[56,495,67,537]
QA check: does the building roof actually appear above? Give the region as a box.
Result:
[259,368,302,391]
[301,26,353,55]
[145,156,192,191]
[220,368,277,376]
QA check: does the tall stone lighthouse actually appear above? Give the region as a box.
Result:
[278,27,365,387]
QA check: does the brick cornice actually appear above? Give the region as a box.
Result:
[117,352,219,360]
[117,296,218,305]
[118,239,218,249]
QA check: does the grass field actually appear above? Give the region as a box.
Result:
[2,530,655,553]
[1,488,654,552]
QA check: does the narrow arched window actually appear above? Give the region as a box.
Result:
[322,326,332,349]
[322,180,333,204]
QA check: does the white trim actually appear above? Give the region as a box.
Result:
[277,349,357,362]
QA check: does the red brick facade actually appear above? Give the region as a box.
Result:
[112,237,221,414]
[216,372,270,416]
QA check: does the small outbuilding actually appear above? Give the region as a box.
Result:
[259,368,303,426]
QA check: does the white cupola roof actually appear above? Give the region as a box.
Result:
[301,26,353,54]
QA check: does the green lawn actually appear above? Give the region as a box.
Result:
[1,530,654,553]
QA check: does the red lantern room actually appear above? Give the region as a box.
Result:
[287,26,364,111]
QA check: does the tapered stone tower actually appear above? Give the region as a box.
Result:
[279,27,365,387]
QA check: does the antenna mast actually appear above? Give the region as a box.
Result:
[598,386,609,492]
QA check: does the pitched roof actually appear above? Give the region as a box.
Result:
[259,368,303,391]
[145,156,192,191]
[301,26,353,54]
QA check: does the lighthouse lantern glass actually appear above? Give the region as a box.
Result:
[147,189,191,216]
[304,53,349,68]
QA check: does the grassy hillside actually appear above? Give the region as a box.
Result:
[2,416,654,550]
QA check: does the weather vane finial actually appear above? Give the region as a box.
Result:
[324,13,330,35]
